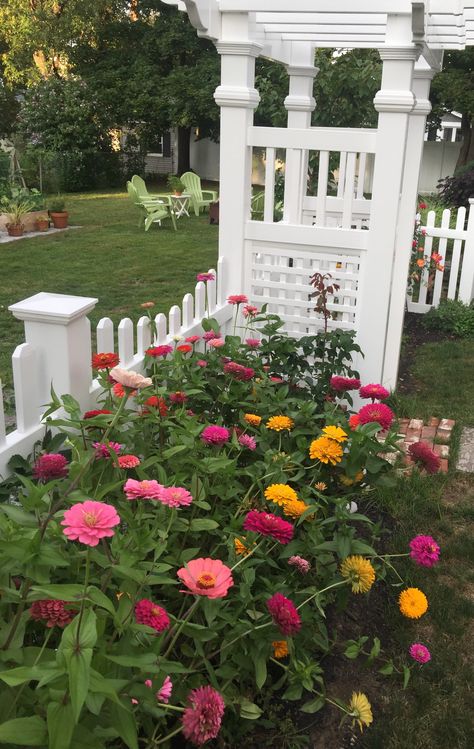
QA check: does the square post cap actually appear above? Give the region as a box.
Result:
[9,292,98,325]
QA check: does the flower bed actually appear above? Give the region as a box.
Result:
[0,304,440,748]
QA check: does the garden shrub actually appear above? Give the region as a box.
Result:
[0,303,439,748]
[423,298,474,338]
[437,161,474,209]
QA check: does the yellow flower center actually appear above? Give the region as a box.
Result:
[82,511,98,527]
[197,573,216,589]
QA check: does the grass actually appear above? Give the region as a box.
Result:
[0,189,218,388]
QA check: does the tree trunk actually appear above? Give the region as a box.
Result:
[455,113,474,170]
[177,126,191,175]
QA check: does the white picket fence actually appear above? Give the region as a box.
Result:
[0,261,233,478]
[406,198,474,313]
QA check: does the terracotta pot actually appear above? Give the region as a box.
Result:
[173,191,183,197]
[50,211,69,229]
[35,219,50,232]
[6,223,25,237]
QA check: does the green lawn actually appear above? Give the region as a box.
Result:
[0,190,218,388]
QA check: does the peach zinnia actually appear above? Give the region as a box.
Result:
[177,558,233,599]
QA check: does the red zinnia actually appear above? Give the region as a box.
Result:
[83,409,113,419]
[330,376,361,392]
[146,345,173,357]
[182,686,225,746]
[266,593,301,636]
[243,510,293,544]
[408,442,441,474]
[92,352,119,370]
[143,395,168,417]
[169,391,188,404]
[135,599,170,633]
[359,383,390,401]
[33,453,68,481]
[30,599,76,628]
[348,414,360,429]
[186,335,201,344]
[117,455,141,469]
[227,294,248,305]
[177,344,193,354]
[358,402,394,431]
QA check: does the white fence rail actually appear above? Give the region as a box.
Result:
[0,261,232,478]
[407,199,474,313]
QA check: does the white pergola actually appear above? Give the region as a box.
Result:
[165,0,474,387]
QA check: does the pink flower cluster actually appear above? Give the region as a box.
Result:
[201,425,230,445]
[135,599,170,633]
[182,685,225,746]
[223,361,255,381]
[33,453,68,481]
[267,593,301,636]
[243,510,294,544]
[409,535,440,567]
[202,330,220,342]
[124,479,193,508]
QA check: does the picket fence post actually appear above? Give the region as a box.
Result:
[8,292,98,415]
[458,198,474,304]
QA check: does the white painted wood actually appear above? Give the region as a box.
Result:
[458,199,474,302]
[337,152,347,199]
[447,206,466,299]
[182,293,194,328]
[96,317,114,353]
[342,152,357,228]
[155,313,168,344]
[12,343,41,432]
[136,316,152,355]
[217,258,226,305]
[207,269,217,312]
[432,209,451,306]
[118,318,134,365]
[248,125,377,153]
[245,220,369,250]
[195,282,206,319]
[315,150,330,226]
[168,306,181,337]
[264,147,276,223]
[356,152,367,198]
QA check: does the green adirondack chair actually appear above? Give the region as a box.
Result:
[126,181,176,231]
[131,175,171,207]
[251,190,265,220]
[180,172,218,216]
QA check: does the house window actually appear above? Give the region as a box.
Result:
[148,135,164,157]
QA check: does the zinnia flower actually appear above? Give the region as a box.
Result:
[61,500,120,547]
[266,415,294,432]
[227,294,248,305]
[264,483,298,506]
[201,425,230,445]
[196,359,207,367]
[245,338,261,348]
[177,558,233,599]
[135,599,170,633]
[288,555,310,574]
[83,409,113,419]
[315,481,327,491]
[238,434,257,450]
[142,395,168,417]
[348,692,373,732]
[359,383,390,401]
[272,640,289,658]
[159,486,193,508]
[33,453,68,481]
[109,367,152,390]
[203,330,220,342]
[182,685,225,746]
[157,675,173,703]
[112,382,134,399]
[282,498,310,519]
[322,425,348,443]
[242,304,258,317]
[92,352,120,370]
[244,413,262,427]
[223,361,255,381]
[330,376,361,392]
[146,345,173,357]
[234,538,254,556]
[266,593,301,635]
[93,441,123,458]
[399,587,428,619]
[309,436,343,465]
[348,414,360,429]
[196,272,215,282]
[140,301,155,309]
[340,556,376,593]
[169,391,188,404]
[30,599,76,628]
[409,643,431,664]
[358,403,394,431]
[207,337,225,348]
[186,335,201,343]
[408,442,440,474]
[243,510,293,544]
[409,535,440,567]
[124,478,164,501]
[177,344,193,354]
[117,455,141,469]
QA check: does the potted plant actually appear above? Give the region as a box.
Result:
[4,199,34,237]
[49,197,68,229]
[35,214,50,232]
[167,175,185,196]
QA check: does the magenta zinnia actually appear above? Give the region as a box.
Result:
[409,642,431,664]
[135,599,170,633]
[359,383,390,400]
[201,425,230,445]
[33,453,68,481]
[243,510,294,544]
[358,402,394,431]
[330,376,361,392]
[409,535,440,567]
[61,500,120,547]
[266,593,301,636]
[408,441,441,474]
[156,675,173,703]
[223,361,255,381]
[182,685,225,746]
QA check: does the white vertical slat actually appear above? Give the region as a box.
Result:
[356,152,367,199]
[418,210,435,306]
[194,283,206,320]
[216,258,225,306]
[118,318,134,365]
[96,317,114,353]
[0,381,6,445]
[316,150,330,227]
[182,293,194,328]
[458,199,474,303]
[136,316,151,355]
[168,305,181,337]
[264,147,276,223]
[12,343,41,432]
[337,152,347,198]
[432,208,451,307]
[207,268,217,312]
[155,313,167,344]
[341,152,357,228]
[448,206,466,299]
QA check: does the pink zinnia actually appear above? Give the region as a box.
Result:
[61,500,120,547]
[238,434,257,450]
[408,442,441,474]
[124,478,164,501]
[196,359,208,367]
[203,330,220,342]
[93,441,123,458]
[409,535,440,567]
[227,294,248,305]
[146,345,173,357]
[182,685,225,746]
[117,455,141,469]
[201,425,230,445]
[243,510,294,544]
[242,304,258,318]
[30,599,76,628]
[288,555,311,574]
[409,643,431,664]
[223,361,255,381]
[178,558,234,599]
[330,376,361,392]
[245,338,261,348]
[159,486,193,508]
[186,335,201,343]
[156,675,173,703]
[267,593,301,636]
[33,453,68,481]
[358,402,394,431]
[135,599,170,633]
[359,383,390,401]
[207,338,225,348]
[169,391,188,404]
[196,272,215,282]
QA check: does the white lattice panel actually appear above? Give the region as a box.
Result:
[249,245,362,337]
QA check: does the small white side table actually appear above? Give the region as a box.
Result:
[170,193,191,219]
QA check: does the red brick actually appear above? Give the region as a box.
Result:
[439,458,449,473]
[438,418,455,430]
[434,444,450,458]
[405,430,421,442]
[428,417,440,427]
[408,419,424,430]
[397,425,408,435]
[398,418,410,427]
[421,426,436,440]
[436,428,451,443]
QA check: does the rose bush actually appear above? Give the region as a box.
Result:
[0,308,438,748]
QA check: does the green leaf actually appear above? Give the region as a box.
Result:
[378,661,394,676]
[64,648,93,723]
[368,637,381,662]
[189,518,219,531]
[60,609,97,651]
[30,584,85,602]
[343,644,360,660]
[254,654,267,690]
[105,653,157,668]
[239,698,263,720]
[162,445,188,459]
[109,702,138,749]
[403,665,411,689]
[0,504,38,527]
[0,666,44,686]
[86,587,116,616]
[300,695,325,714]
[0,716,47,745]
[47,701,75,749]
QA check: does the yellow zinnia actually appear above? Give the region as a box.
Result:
[264,483,298,506]
[282,498,311,519]
[322,425,348,443]
[244,413,262,427]
[398,587,428,619]
[266,415,294,432]
[340,556,376,594]
[309,436,343,465]
[339,471,364,487]
[348,692,373,732]
[272,640,289,658]
[234,538,253,556]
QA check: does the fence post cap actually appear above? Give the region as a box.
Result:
[469,198,474,205]
[9,292,98,325]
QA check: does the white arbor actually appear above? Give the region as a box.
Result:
[165,0,474,386]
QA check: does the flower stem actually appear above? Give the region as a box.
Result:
[162,598,199,659]
[296,579,349,610]
[75,548,91,648]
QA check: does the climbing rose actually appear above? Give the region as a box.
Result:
[358,402,394,431]
[227,294,248,305]
[157,676,173,703]
[409,643,431,663]
[201,425,230,445]
[408,442,441,474]
[146,345,173,357]
[124,478,164,501]
[30,599,76,628]
[33,454,68,481]
[182,686,225,746]
[330,376,361,392]
[92,352,119,370]
[359,383,390,401]
[409,535,440,567]
[159,486,193,508]
[135,599,170,633]
[243,510,293,544]
[177,558,234,599]
[266,593,301,635]
[61,500,120,547]
[109,367,152,389]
